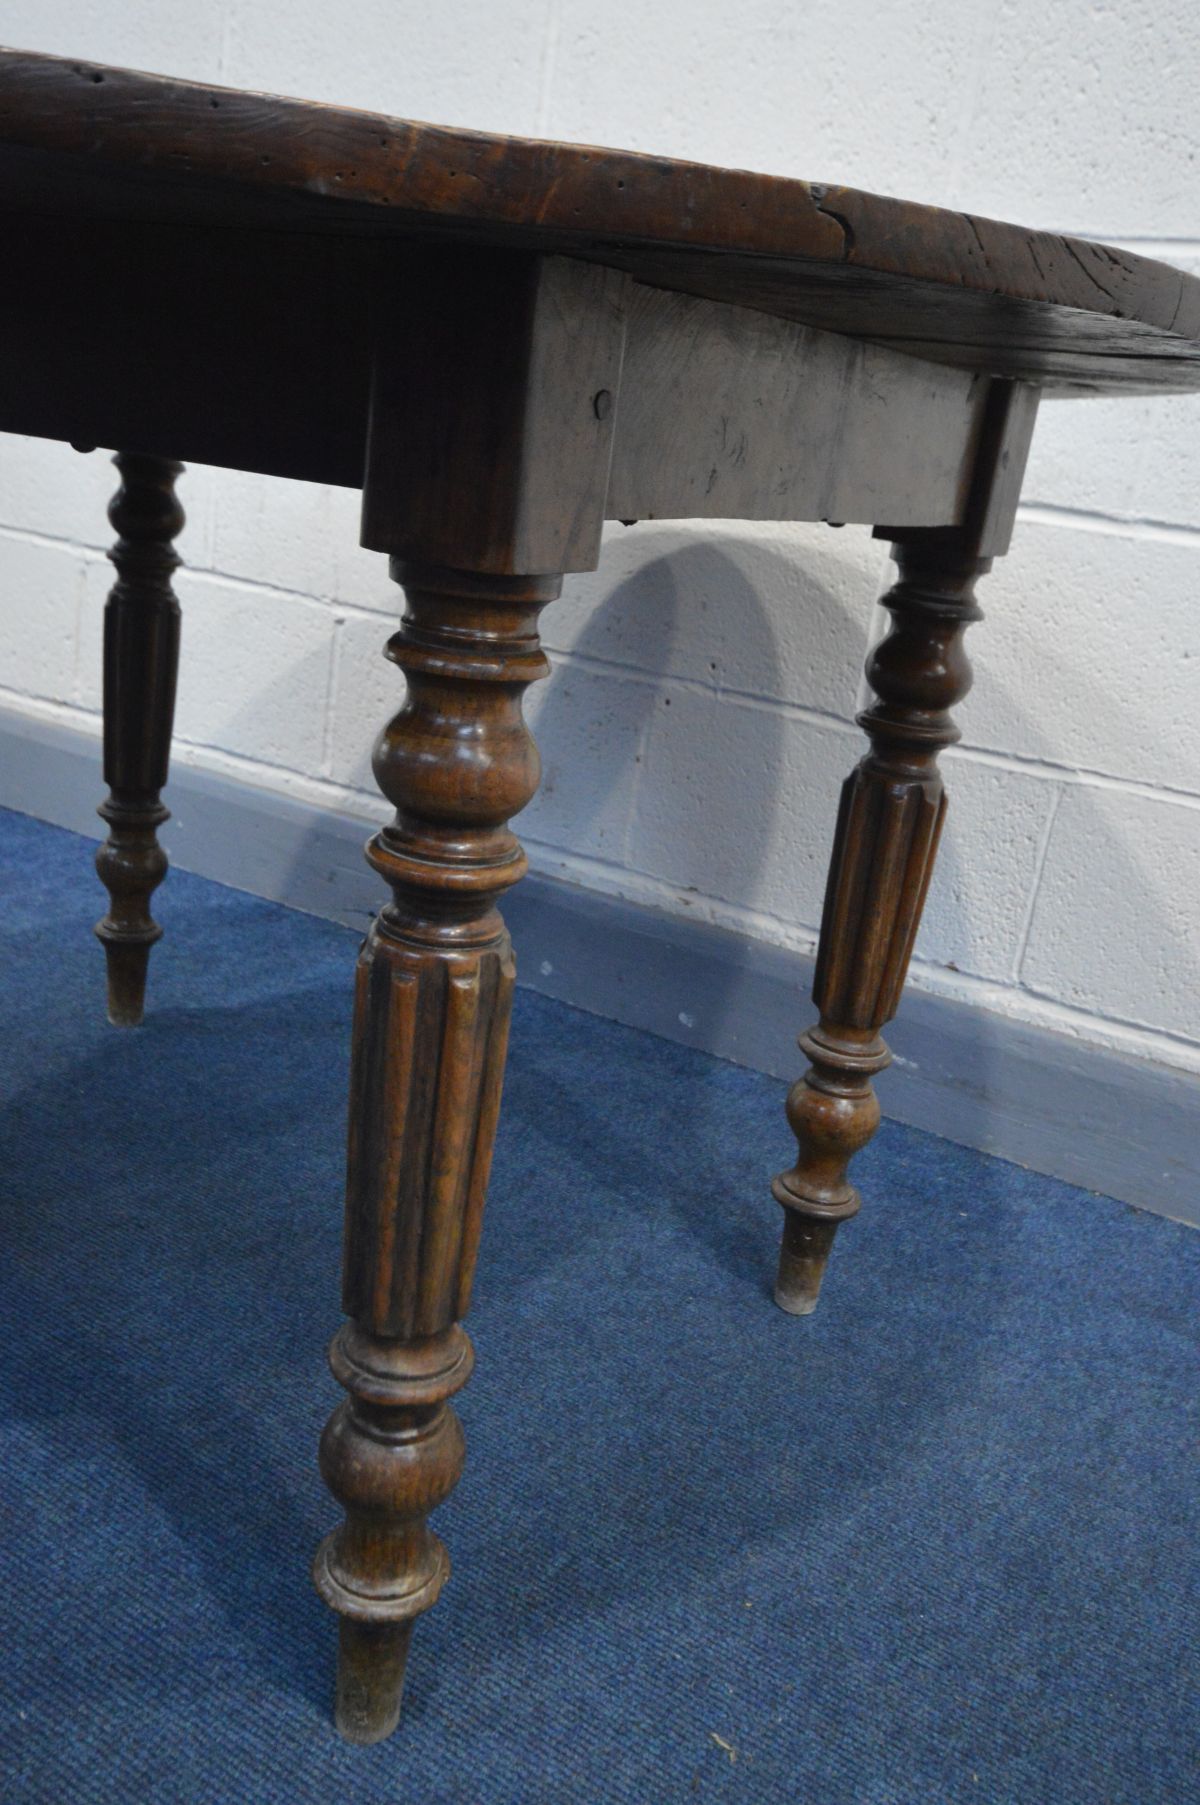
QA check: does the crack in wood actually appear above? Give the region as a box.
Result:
[1061,237,1121,310]
[809,184,855,259]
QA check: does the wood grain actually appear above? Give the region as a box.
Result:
[1,47,1199,392]
[608,283,988,526]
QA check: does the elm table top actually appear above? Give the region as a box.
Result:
[2,45,1193,1745]
[1,44,1199,395]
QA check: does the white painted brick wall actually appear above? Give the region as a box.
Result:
[1,0,1198,1076]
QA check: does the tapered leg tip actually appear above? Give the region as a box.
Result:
[105,989,146,1028]
[773,1210,841,1319]
[334,1619,413,1745]
[97,936,154,1027]
[336,1706,403,1746]
[773,1281,821,1316]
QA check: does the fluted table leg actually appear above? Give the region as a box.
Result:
[314,560,557,1741]
[773,532,989,1314]
[94,451,183,1026]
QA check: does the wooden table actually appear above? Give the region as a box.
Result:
[2,46,1197,1745]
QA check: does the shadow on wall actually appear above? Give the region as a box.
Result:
[521,531,792,1078]
[530,533,792,892]
[517,523,885,1066]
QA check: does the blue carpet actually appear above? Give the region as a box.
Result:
[0,804,1195,1804]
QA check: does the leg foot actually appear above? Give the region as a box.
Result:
[771,1026,883,1317]
[96,919,162,1027]
[335,1621,413,1745]
[774,1214,839,1315]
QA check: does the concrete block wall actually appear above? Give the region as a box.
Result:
[0,0,1198,1076]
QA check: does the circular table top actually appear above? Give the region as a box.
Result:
[2,45,1198,395]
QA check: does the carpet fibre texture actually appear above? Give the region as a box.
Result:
[0,805,1195,1804]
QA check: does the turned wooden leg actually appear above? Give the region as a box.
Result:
[314,560,556,1742]
[94,451,183,1026]
[773,530,988,1314]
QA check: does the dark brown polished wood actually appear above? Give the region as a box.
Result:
[0,45,1194,1742]
[3,47,1200,391]
[773,381,1036,1313]
[94,451,183,1026]
[313,561,555,1741]
[774,534,987,1311]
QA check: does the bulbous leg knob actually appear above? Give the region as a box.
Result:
[316,564,555,1739]
[771,1027,886,1314]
